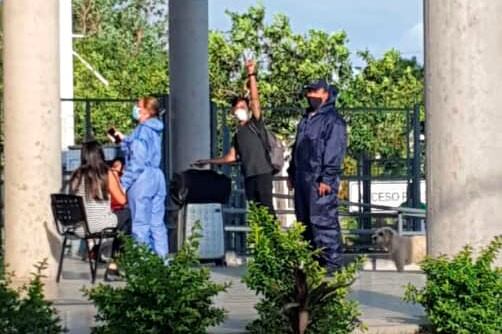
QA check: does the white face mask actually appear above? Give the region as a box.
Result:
[234,108,249,122]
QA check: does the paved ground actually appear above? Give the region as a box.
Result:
[41,257,426,334]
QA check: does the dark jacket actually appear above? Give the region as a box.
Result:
[288,91,347,186]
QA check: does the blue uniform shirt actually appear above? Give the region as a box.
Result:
[289,96,347,186]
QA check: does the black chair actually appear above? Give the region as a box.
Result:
[51,194,118,283]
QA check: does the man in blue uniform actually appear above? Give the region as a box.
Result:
[288,80,347,273]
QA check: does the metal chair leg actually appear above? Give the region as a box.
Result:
[56,235,68,283]
[104,234,119,282]
[92,238,103,284]
[84,240,96,283]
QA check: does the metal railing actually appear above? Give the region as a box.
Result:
[214,104,425,254]
[222,185,426,256]
[58,98,426,255]
[223,192,426,234]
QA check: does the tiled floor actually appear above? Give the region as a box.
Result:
[42,257,426,334]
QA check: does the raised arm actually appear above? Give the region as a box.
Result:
[245,60,261,120]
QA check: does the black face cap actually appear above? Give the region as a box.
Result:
[304,79,329,92]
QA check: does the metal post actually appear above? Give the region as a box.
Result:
[406,107,412,207]
[411,104,422,230]
[412,104,421,209]
[357,155,363,229]
[362,153,372,230]
[398,213,403,235]
[84,100,92,141]
[222,113,231,176]
[159,95,170,177]
[158,94,176,252]
[210,101,217,159]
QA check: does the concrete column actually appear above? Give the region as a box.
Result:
[3,0,62,277]
[59,0,75,149]
[425,0,502,262]
[168,0,210,173]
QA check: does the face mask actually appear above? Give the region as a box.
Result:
[307,97,323,111]
[234,108,249,122]
[132,105,141,121]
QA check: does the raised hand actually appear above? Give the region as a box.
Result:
[245,59,256,75]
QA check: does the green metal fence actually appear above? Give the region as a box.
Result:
[215,105,426,254]
[0,98,426,257]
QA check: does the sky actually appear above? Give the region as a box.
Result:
[208,0,423,67]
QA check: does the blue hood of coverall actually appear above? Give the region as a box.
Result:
[121,117,164,190]
[143,117,164,131]
[304,86,338,115]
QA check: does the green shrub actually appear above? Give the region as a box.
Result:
[244,205,364,334]
[0,259,64,334]
[84,229,229,334]
[404,235,502,334]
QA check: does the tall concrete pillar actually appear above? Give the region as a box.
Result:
[425,0,502,261]
[3,0,62,277]
[168,0,210,173]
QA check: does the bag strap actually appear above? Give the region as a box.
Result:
[247,121,276,171]
[247,121,271,152]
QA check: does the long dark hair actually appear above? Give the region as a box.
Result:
[70,141,109,201]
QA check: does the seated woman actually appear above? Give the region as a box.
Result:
[69,141,128,277]
[110,157,126,212]
[109,156,131,235]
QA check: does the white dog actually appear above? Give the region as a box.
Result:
[372,227,426,272]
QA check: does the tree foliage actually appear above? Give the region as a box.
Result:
[340,50,424,158]
[209,5,353,138]
[208,4,424,168]
[0,2,424,154]
[73,0,168,97]
[85,230,228,334]
[72,0,168,141]
[404,236,502,334]
[340,50,423,108]
[0,260,64,334]
[244,205,364,334]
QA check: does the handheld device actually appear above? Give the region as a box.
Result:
[107,128,121,144]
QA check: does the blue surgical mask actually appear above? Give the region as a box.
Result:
[132,105,141,121]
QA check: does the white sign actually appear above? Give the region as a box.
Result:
[349,180,426,211]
